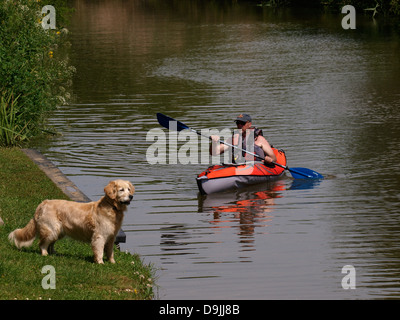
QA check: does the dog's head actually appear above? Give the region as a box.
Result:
[104,180,135,206]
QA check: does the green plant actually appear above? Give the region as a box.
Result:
[390,0,400,15]
[0,90,29,147]
[0,0,75,143]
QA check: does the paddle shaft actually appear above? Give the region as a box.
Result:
[190,128,311,177]
[156,113,320,179]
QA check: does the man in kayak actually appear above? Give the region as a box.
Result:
[209,113,277,164]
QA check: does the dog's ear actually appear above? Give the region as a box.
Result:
[104,181,117,199]
[128,181,135,195]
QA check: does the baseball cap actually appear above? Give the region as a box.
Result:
[234,114,252,123]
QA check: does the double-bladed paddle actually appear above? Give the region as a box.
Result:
[156,113,324,179]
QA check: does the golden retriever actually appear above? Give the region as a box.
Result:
[8,180,134,264]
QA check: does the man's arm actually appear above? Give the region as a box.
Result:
[257,136,277,163]
[209,135,231,155]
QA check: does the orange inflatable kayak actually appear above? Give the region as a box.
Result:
[196,148,287,194]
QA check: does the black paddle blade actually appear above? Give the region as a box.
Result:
[157,113,190,132]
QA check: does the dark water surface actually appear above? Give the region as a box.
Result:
[34,0,400,299]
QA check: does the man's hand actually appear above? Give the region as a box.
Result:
[264,155,274,164]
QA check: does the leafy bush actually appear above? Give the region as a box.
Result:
[0,0,75,146]
[390,0,400,15]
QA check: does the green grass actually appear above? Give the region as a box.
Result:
[0,148,156,300]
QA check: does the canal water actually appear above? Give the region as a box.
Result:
[34,0,400,299]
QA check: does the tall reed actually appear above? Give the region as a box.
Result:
[0,90,28,147]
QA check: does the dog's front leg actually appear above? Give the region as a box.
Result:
[91,234,105,264]
[105,237,116,264]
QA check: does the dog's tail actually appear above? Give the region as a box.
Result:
[8,219,36,249]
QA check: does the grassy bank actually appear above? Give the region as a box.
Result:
[0,148,155,300]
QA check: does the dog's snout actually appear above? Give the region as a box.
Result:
[129,194,133,200]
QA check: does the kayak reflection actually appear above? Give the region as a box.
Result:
[198,181,286,249]
[197,178,322,249]
[158,179,322,255]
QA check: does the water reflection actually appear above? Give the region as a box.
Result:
[156,177,323,265]
[198,182,285,250]
[288,178,322,190]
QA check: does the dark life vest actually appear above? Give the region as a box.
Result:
[232,127,265,163]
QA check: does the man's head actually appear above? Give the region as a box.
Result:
[234,114,252,132]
